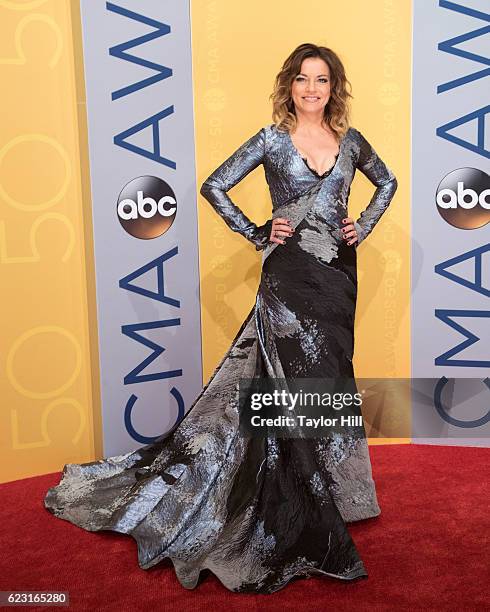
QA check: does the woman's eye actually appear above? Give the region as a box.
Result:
[295,76,328,83]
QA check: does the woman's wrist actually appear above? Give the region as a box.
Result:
[354,221,365,246]
[253,219,273,251]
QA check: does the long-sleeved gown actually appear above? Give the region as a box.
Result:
[44,123,398,594]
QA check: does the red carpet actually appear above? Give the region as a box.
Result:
[0,444,488,611]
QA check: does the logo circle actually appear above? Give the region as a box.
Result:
[435,168,490,229]
[117,176,177,239]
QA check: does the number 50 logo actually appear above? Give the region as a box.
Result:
[117,176,177,239]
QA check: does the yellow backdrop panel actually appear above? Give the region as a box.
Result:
[0,0,102,483]
[191,0,411,444]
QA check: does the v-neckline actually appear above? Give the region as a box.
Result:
[301,153,339,178]
[286,128,349,179]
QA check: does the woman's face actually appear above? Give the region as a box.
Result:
[290,57,331,116]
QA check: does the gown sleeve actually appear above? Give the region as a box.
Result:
[199,127,273,251]
[353,129,398,246]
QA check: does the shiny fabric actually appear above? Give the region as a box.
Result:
[44,124,397,594]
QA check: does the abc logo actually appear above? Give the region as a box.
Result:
[436,168,490,229]
[117,176,177,239]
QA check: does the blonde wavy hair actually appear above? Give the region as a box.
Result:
[271,43,353,141]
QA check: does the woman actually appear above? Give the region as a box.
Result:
[44,43,397,594]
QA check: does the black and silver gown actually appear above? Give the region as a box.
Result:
[44,124,398,594]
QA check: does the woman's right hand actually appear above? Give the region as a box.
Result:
[269,217,294,245]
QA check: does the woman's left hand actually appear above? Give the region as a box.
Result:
[340,217,358,246]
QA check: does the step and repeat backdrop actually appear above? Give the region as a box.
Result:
[411,0,489,445]
[0,0,487,483]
